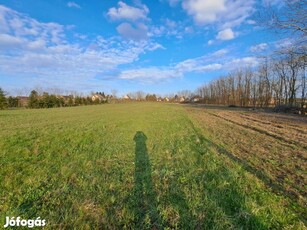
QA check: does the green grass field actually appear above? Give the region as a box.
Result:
[0,103,305,229]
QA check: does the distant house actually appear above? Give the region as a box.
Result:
[17,96,29,107]
[179,97,185,102]
[191,96,202,103]
[123,95,131,100]
[92,94,105,102]
[164,97,170,102]
[60,95,72,100]
[157,97,163,102]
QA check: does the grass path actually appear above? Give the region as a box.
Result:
[0,103,305,229]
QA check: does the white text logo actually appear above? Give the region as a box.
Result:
[4,216,46,228]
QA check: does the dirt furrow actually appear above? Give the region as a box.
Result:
[207,111,307,151]
[185,106,307,216]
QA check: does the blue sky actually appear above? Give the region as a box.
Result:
[0,0,287,96]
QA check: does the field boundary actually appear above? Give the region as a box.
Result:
[206,111,307,151]
[185,114,307,224]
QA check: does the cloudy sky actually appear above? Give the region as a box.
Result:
[0,0,284,96]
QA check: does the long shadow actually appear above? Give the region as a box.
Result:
[184,103,249,112]
[132,131,162,229]
[187,120,306,225]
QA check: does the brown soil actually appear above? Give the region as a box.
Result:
[184,104,307,216]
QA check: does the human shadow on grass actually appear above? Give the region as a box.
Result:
[131,131,162,229]
[130,131,266,228]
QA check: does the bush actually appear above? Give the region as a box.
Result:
[273,105,300,114]
[0,88,7,110]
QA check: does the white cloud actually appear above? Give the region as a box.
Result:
[224,57,259,70]
[117,22,148,40]
[184,26,194,33]
[165,18,177,28]
[250,43,268,52]
[212,49,228,57]
[0,6,65,45]
[0,4,262,90]
[0,5,162,87]
[117,63,222,84]
[273,38,294,50]
[147,43,165,51]
[0,7,10,33]
[246,19,256,25]
[182,0,226,24]
[175,51,224,73]
[220,0,255,28]
[216,28,235,40]
[149,19,189,39]
[67,2,81,9]
[182,0,255,28]
[74,33,87,40]
[208,40,214,45]
[167,0,180,7]
[175,50,258,75]
[119,67,180,82]
[198,63,222,71]
[0,34,24,48]
[107,1,149,22]
[118,50,226,83]
[117,49,259,83]
[27,39,46,50]
[125,44,262,83]
[176,58,222,73]
[150,25,165,37]
[262,0,283,7]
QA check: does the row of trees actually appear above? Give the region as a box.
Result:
[28,90,65,108]
[0,89,108,110]
[196,48,306,108]
[27,90,107,109]
[124,92,158,101]
[0,88,7,109]
[0,88,21,109]
[194,0,306,108]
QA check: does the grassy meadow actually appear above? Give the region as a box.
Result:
[0,103,305,229]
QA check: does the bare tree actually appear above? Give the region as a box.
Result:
[257,0,307,37]
[177,90,192,98]
[111,89,118,98]
[299,55,307,108]
[135,91,145,101]
[196,50,305,109]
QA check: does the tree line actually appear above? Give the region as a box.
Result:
[0,0,305,111]
[195,0,306,109]
[0,89,108,110]
[0,88,20,109]
[196,48,306,108]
